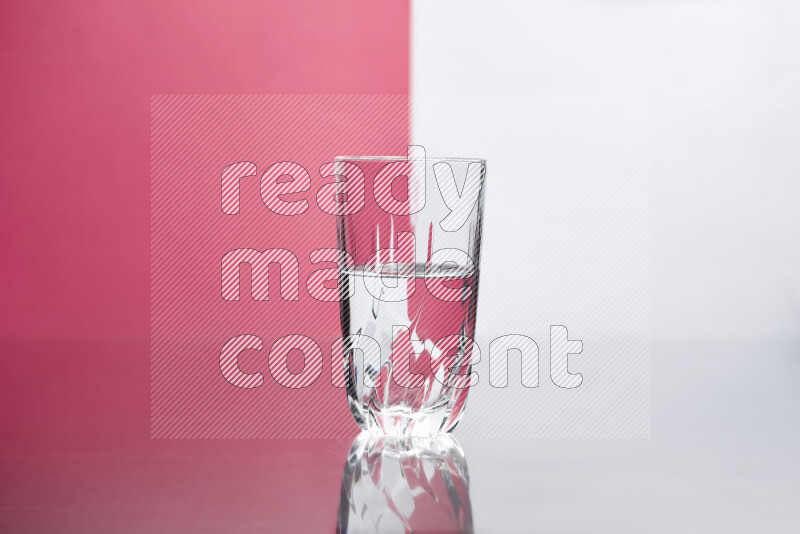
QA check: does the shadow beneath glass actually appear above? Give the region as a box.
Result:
[336,432,474,533]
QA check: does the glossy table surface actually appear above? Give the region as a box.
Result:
[1,339,798,533]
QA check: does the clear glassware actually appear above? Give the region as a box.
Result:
[335,151,486,437]
[336,432,473,533]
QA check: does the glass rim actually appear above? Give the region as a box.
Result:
[335,155,486,164]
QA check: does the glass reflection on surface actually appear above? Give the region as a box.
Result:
[337,432,473,533]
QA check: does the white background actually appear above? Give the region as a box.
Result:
[413,1,800,530]
[413,0,799,341]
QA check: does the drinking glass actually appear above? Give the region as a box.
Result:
[334,149,486,436]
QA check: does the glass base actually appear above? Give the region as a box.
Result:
[348,397,467,438]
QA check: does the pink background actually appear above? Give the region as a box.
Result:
[150,95,409,438]
[0,1,408,530]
